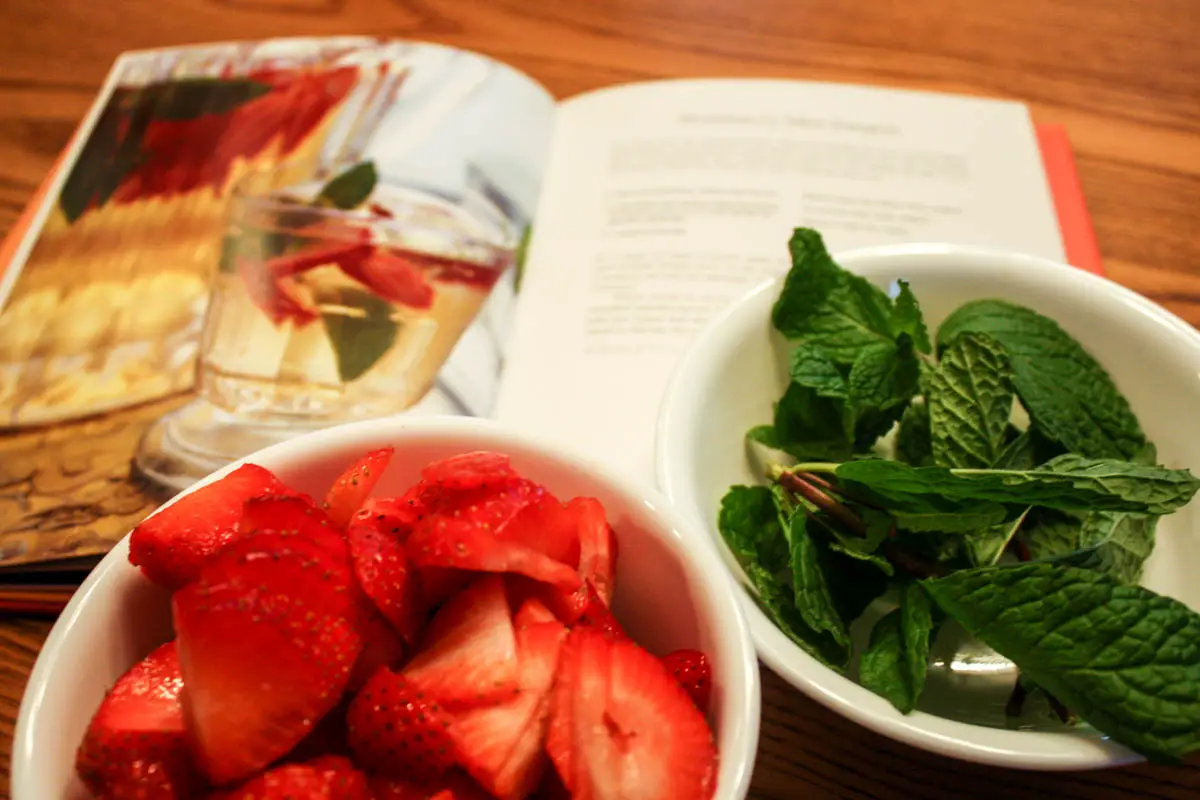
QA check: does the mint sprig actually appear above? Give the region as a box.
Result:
[721,227,1200,761]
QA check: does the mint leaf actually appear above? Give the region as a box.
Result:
[717,485,788,574]
[321,288,398,383]
[742,561,849,673]
[824,506,894,575]
[923,564,1200,762]
[835,456,1200,516]
[317,161,378,210]
[771,384,854,461]
[790,514,851,648]
[928,333,1014,469]
[992,429,1038,470]
[846,337,921,447]
[1082,512,1157,586]
[937,299,1147,461]
[772,228,894,362]
[1024,508,1085,560]
[896,402,934,467]
[860,584,935,714]
[790,346,848,399]
[964,508,1030,568]
[889,280,932,354]
[889,499,1009,533]
[746,424,850,464]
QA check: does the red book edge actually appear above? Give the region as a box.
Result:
[0,122,1104,285]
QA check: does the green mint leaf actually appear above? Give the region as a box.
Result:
[1080,512,1157,586]
[130,77,271,120]
[992,429,1038,471]
[790,345,848,399]
[846,337,921,448]
[771,384,854,461]
[896,402,934,467]
[513,224,532,293]
[829,546,892,622]
[937,299,1147,461]
[923,564,1200,762]
[835,456,1200,516]
[964,507,1030,567]
[889,280,932,354]
[746,424,851,465]
[717,485,789,574]
[317,161,378,210]
[742,561,849,673]
[1024,508,1086,561]
[771,228,894,362]
[789,514,851,648]
[887,498,1009,533]
[321,287,398,383]
[860,584,935,714]
[928,332,1014,469]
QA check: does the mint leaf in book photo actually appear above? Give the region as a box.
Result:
[722,226,1200,762]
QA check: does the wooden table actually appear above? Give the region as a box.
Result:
[1,0,1198,797]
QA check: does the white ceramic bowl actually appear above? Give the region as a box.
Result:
[656,243,1200,771]
[15,416,760,799]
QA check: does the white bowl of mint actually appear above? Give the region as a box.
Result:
[655,229,1200,770]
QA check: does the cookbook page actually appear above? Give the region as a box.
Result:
[494,79,1066,485]
[0,37,555,571]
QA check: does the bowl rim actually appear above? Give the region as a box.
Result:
[655,241,1200,771]
[15,415,761,800]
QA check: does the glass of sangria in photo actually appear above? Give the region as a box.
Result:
[135,159,516,489]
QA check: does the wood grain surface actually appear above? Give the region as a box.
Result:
[1,0,1199,797]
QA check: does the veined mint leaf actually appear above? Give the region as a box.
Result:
[993,429,1038,471]
[890,280,932,354]
[1024,508,1085,561]
[790,515,851,648]
[846,337,921,447]
[964,508,1030,567]
[746,424,850,464]
[888,499,1009,533]
[860,584,935,714]
[317,161,378,210]
[742,561,849,672]
[790,346,848,399]
[923,564,1200,762]
[937,299,1147,460]
[1081,512,1158,586]
[771,383,854,461]
[824,506,894,575]
[835,456,1200,516]
[928,333,1014,469]
[771,228,894,362]
[896,402,934,467]
[322,288,398,383]
[718,485,789,574]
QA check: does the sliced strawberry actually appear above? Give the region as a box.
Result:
[74,641,204,800]
[341,250,436,310]
[239,493,346,555]
[239,256,320,327]
[539,498,618,623]
[371,770,491,800]
[286,699,352,762]
[367,485,431,535]
[453,599,565,799]
[575,580,626,640]
[346,668,457,780]
[324,447,394,528]
[661,649,713,713]
[266,240,374,278]
[402,575,519,709]
[498,495,581,569]
[209,754,372,799]
[530,770,572,800]
[420,451,519,492]
[418,566,473,609]
[347,507,424,642]
[128,462,285,589]
[549,629,718,800]
[408,514,581,592]
[347,600,407,691]
[172,550,361,784]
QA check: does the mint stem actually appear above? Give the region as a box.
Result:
[777,472,867,538]
[788,462,839,475]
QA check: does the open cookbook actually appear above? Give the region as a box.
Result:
[0,36,1099,599]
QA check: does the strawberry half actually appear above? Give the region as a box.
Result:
[346,668,457,780]
[453,599,566,800]
[347,601,407,691]
[402,575,519,709]
[210,754,372,799]
[371,770,492,800]
[238,493,346,556]
[419,451,520,492]
[347,507,424,642]
[498,495,581,569]
[324,447,394,528]
[575,580,626,640]
[548,629,718,800]
[172,540,362,785]
[661,649,713,713]
[540,498,618,623]
[75,641,204,800]
[128,463,285,589]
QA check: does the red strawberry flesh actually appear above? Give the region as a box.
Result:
[324,447,394,528]
[347,507,424,642]
[346,668,457,780]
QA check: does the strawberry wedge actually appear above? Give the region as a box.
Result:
[347,507,424,642]
[548,629,718,800]
[324,447,394,528]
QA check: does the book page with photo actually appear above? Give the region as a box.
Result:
[494,79,1068,484]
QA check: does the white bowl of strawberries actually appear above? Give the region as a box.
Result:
[13,416,760,800]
